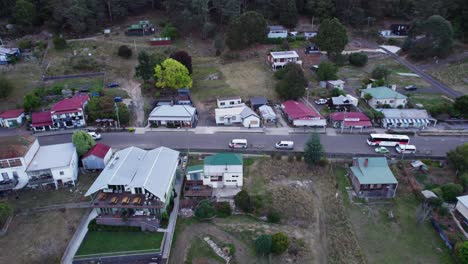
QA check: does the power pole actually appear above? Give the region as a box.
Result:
[114,102,121,128]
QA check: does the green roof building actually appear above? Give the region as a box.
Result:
[360,86,407,109]
[204,153,243,166]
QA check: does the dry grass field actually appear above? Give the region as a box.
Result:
[428,59,468,94]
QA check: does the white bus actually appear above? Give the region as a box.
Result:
[367,134,410,147]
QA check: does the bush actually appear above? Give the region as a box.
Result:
[456,241,468,264]
[460,173,468,190]
[53,36,67,50]
[195,200,216,220]
[128,127,135,133]
[316,61,338,81]
[431,187,443,198]
[87,219,141,232]
[287,154,294,162]
[255,234,272,256]
[427,197,443,208]
[271,232,289,254]
[234,190,254,213]
[18,39,32,50]
[216,202,232,217]
[348,52,368,66]
[372,65,390,80]
[267,211,281,223]
[118,45,132,59]
[295,153,303,162]
[441,183,463,202]
[161,23,179,40]
[281,39,290,50]
[0,76,14,98]
[70,56,100,71]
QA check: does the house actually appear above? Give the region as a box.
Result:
[0,109,24,128]
[82,143,113,170]
[268,51,302,71]
[85,147,180,230]
[186,153,243,189]
[327,80,345,90]
[360,86,407,109]
[0,47,20,64]
[379,109,436,129]
[390,24,410,36]
[281,100,326,127]
[217,96,243,108]
[455,195,468,224]
[249,96,268,110]
[329,95,358,110]
[215,106,260,128]
[125,20,155,36]
[349,157,398,199]
[31,111,54,132]
[0,136,39,193]
[51,94,89,129]
[26,143,78,189]
[259,105,277,123]
[268,25,288,38]
[329,112,372,129]
[148,105,197,128]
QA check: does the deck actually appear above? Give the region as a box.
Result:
[92,192,164,209]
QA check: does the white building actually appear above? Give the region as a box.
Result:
[379,109,437,129]
[148,104,197,128]
[456,195,468,224]
[267,51,302,71]
[26,143,78,189]
[217,96,243,108]
[259,105,277,123]
[327,80,345,90]
[215,106,260,127]
[187,153,243,189]
[360,86,407,109]
[268,25,288,38]
[0,109,24,128]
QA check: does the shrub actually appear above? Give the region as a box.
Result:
[70,56,100,71]
[287,154,294,162]
[255,234,272,256]
[316,61,338,81]
[118,45,132,59]
[161,24,179,40]
[223,243,236,256]
[216,202,232,217]
[456,241,468,264]
[441,183,463,202]
[281,39,290,50]
[317,158,329,167]
[234,190,254,213]
[271,232,289,254]
[295,153,303,162]
[372,65,390,80]
[267,211,281,223]
[431,187,443,198]
[349,52,368,66]
[0,76,14,98]
[195,200,216,220]
[128,127,135,133]
[53,36,67,50]
[460,173,468,190]
[427,197,443,208]
[18,39,32,50]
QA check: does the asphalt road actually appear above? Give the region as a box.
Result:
[38,132,467,157]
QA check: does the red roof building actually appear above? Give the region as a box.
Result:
[31,111,53,128]
[0,109,24,119]
[51,94,89,129]
[329,112,373,128]
[0,109,24,128]
[282,100,326,127]
[82,143,113,170]
[51,94,89,114]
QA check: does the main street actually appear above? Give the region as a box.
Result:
[38,132,467,157]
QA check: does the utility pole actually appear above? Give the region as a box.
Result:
[114,102,121,128]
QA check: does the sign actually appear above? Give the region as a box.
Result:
[344,118,360,121]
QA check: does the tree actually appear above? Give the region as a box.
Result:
[267,210,281,223]
[72,130,96,156]
[194,200,216,220]
[441,183,463,202]
[135,51,166,83]
[12,0,37,27]
[447,143,468,173]
[275,63,307,100]
[170,50,192,74]
[456,241,468,264]
[278,0,298,27]
[225,17,246,50]
[315,18,348,59]
[213,34,225,56]
[304,133,324,166]
[215,202,232,217]
[363,93,373,102]
[23,93,40,112]
[255,234,272,256]
[53,36,67,50]
[271,232,289,254]
[0,201,13,225]
[0,76,14,98]
[316,61,338,81]
[454,95,468,118]
[348,52,368,67]
[154,58,192,89]
[226,11,268,50]
[372,65,390,80]
[161,23,179,39]
[117,103,130,126]
[117,45,132,59]
[306,0,335,22]
[234,190,253,213]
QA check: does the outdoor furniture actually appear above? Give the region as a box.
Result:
[97,193,107,201]
[110,196,118,204]
[133,197,141,204]
[121,197,130,204]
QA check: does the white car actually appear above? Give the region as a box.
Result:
[314,98,328,105]
[88,131,102,140]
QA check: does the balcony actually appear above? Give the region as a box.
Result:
[0,179,18,191]
[28,175,54,186]
[92,191,164,209]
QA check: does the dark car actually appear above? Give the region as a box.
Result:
[107,82,119,88]
[404,85,418,91]
[114,96,123,102]
[305,44,320,54]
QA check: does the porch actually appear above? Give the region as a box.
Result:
[0,178,18,191]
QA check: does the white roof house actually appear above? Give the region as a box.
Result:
[27,143,76,171]
[259,105,276,122]
[215,106,260,128]
[268,51,302,71]
[268,25,288,38]
[379,109,436,129]
[148,105,197,128]
[85,146,180,203]
[327,80,345,90]
[269,51,299,60]
[456,195,468,222]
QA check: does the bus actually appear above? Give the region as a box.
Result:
[367,134,410,146]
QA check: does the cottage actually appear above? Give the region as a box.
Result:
[456,195,468,224]
[249,96,268,110]
[329,112,372,129]
[379,109,436,129]
[349,157,398,199]
[360,86,407,109]
[125,20,155,36]
[282,100,326,127]
[82,143,113,170]
[0,109,24,128]
[268,25,288,38]
[327,80,345,90]
[148,105,197,128]
[85,147,180,230]
[268,51,302,71]
[0,136,39,193]
[217,96,243,108]
[51,94,89,129]
[329,94,358,110]
[259,105,277,123]
[31,111,54,132]
[215,106,260,128]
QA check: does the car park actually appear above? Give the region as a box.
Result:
[88,131,102,140]
[375,146,389,154]
[228,139,248,149]
[275,140,294,150]
[314,98,328,105]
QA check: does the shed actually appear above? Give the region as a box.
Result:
[82,143,113,170]
[259,105,276,123]
[250,96,268,110]
[327,80,345,90]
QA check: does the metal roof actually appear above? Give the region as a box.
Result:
[215,106,258,119]
[361,87,407,100]
[250,96,268,106]
[270,51,299,59]
[205,153,243,166]
[27,143,76,171]
[350,157,398,185]
[378,109,431,119]
[149,105,196,118]
[457,195,468,208]
[84,147,180,203]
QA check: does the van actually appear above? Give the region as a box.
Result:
[229,139,248,149]
[275,140,294,150]
[395,144,416,154]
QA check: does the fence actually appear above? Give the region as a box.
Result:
[42,72,105,82]
[430,218,453,250]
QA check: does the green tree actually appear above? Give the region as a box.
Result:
[215,201,232,217]
[306,0,335,22]
[448,143,468,173]
[161,23,179,39]
[348,52,368,67]
[0,201,13,225]
[226,11,268,50]
[275,63,307,100]
[53,36,67,50]
[117,45,132,59]
[315,18,348,59]
[304,133,324,166]
[255,234,272,256]
[267,210,281,223]
[72,130,96,156]
[271,232,289,254]
[441,183,463,202]
[363,93,373,102]
[23,93,40,112]
[135,51,166,83]
[225,17,245,50]
[117,103,130,126]
[170,50,192,74]
[234,189,253,213]
[316,61,338,81]
[154,58,192,89]
[278,0,298,27]
[194,200,216,220]
[454,95,468,118]
[0,76,14,98]
[372,65,390,80]
[12,0,37,27]
[457,241,468,264]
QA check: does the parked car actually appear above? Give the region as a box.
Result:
[228,139,247,149]
[375,146,389,154]
[404,85,418,91]
[395,144,417,154]
[114,97,123,103]
[275,140,294,150]
[107,82,119,88]
[305,44,320,54]
[310,65,319,72]
[88,131,102,140]
[314,98,328,105]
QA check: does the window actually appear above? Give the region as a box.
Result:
[1,173,8,181]
[135,187,143,194]
[220,102,225,106]
[230,101,235,105]
[59,171,64,175]
[219,117,224,122]
[389,100,394,103]
[0,160,9,168]
[8,159,21,167]
[232,175,238,178]
[232,116,236,121]
[12,172,18,179]
[231,180,237,182]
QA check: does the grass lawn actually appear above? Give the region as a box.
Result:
[407,93,454,110]
[185,236,225,264]
[428,58,468,94]
[334,167,453,264]
[76,231,164,256]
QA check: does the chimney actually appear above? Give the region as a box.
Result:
[364,158,369,167]
[391,85,396,91]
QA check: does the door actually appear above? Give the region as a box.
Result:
[224,117,231,125]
